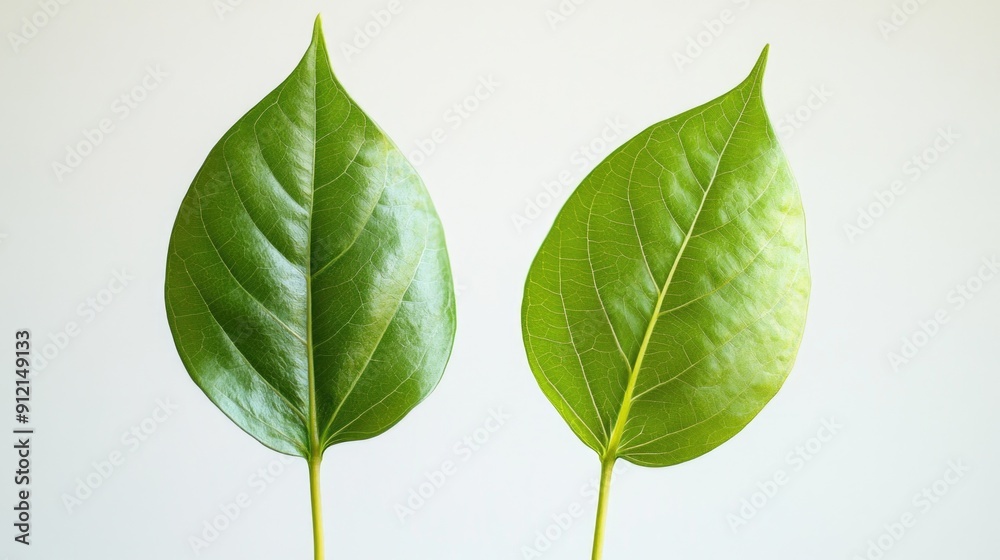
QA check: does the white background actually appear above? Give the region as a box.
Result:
[2,0,998,558]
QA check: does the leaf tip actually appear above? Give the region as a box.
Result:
[748,44,770,85]
[312,13,324,41]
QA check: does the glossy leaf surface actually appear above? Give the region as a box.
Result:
[165,19,455,458]
[522,47,810,468]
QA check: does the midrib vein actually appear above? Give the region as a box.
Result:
[305,45,321,460]
[602,89,756,459]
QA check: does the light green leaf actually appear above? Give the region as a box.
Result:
[164,17,455,463]
[522,46,810,470]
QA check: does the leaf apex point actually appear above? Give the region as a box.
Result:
[745,44,770,87]
[756,44,769,66]
[312,14,324,38]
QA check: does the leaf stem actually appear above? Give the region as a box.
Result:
[308,455,325,560]
[591,457,616,560]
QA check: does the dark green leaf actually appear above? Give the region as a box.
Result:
[165,18,455,459]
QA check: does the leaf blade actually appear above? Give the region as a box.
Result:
[165,18,456,458]
[522,46,810,467]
